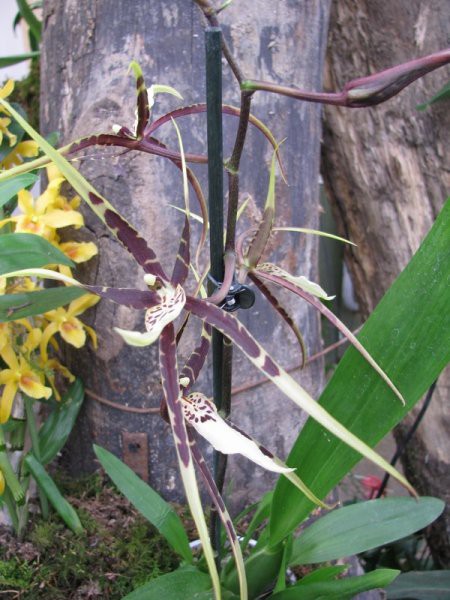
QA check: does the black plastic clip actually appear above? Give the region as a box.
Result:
[208,275,256,313]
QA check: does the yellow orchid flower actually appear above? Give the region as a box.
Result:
[0,80,16,150]
[0,345,52,423]
[3,276,37,294]
[0,187,83,239]
[37,172,81,213]
[0,319,33,353]
[40,294,99,361]
[0,323,12,352]
[0,116,17,147]
[1,140,39,169]
[0,80,14,100]
[41,357,75,401]
[58,241,98,264]
[0,469,5,495]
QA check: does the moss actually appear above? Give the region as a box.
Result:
[9,59,40,131]
[0,477,180,599]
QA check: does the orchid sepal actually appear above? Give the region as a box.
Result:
[257,263,335,301]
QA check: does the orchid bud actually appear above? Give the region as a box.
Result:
[344,48,450,107]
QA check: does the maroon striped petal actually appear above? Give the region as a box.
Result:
[146,103,286,180]
[129,61,150,139]
[171,215,190,286]
[88,191,168,282]
[180,323,212,389]
[188,430,248,600]
[253,268,405,405]
[66,133,207,164]
[249,273,306,368]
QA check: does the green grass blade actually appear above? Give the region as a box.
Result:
[16,0,42,42]
[24,454,83,533]
[38,379,84,465]
[0,51,40,68]
[270,198,450,545]
[94,444,192,563]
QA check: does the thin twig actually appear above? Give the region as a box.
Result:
[194,0,245,83]
[376,380,437,498]
[85,388,160,414]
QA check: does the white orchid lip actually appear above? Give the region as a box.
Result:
[182,392,294,474]
[114,283,186,347]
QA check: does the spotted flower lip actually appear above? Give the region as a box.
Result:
[182,392,294,474]
[114,283,186,347]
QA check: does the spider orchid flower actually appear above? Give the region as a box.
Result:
[0,72,417,600]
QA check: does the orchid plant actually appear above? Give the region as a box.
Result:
[0,80,97,537]
[0,6,449,596]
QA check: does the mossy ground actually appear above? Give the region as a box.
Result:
[0,474,181,599]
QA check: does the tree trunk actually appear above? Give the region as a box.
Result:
[322,0,450,566]
[41,0,329,508]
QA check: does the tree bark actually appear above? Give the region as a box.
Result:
[322,0,450,566]
[41,0,330,508]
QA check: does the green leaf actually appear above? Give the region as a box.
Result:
[0,233,74,274]
[0,51,40,68]
[38,379,84,465]
[122,566,238,600]
[16,0,42,42]
[24,454,83,533]
[224,542,285,599]
[93,445,192,563]
[417,81,450,110]
[290,497,444,565]
[386,570,450,599]
[271,569,400,600]
[297,565,349,585]
[270,199,450,545]
[0,173,38,209]
[0,286,86,321]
